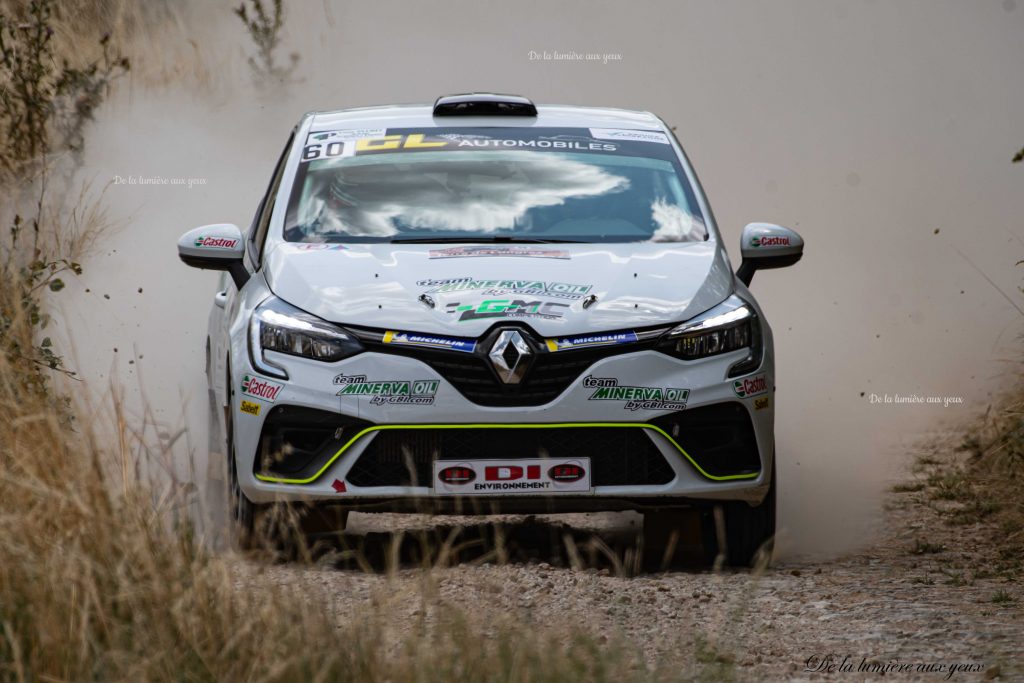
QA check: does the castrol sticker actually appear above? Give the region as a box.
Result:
[733,374,769,398]
[240,374,284,403]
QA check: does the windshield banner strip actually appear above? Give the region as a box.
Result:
[427,246,571,260]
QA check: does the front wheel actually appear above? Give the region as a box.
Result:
[226,406,259,550]
[712,457,777,568]
[225,382,348,554]
[642,459,776,570]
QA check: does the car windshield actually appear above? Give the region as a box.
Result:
[283,127,707,244]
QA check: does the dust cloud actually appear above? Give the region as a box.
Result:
[55,0,1024,558]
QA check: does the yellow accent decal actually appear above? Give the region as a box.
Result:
[254,422,760,486]
[355,135,401,152]
[239,400,261,416]
[382,330,395,343]
[545,339,558,352]
[402,133,447,148]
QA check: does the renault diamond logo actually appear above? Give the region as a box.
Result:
[489,330,532,384]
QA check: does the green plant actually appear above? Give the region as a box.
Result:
[0,0,129,173]
[234,0,298,84]
[0,0,127,392]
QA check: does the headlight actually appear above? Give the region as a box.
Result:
[249,297,363,378]
[658,295,762,377]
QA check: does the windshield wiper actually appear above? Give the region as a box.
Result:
[389,236,582,244]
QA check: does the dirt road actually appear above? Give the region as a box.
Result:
[240,433,1021,681]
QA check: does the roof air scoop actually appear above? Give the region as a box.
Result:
[432,93,537,117]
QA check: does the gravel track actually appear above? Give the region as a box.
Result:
[237,439,1021,681]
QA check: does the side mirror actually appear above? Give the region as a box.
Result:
[736,223,804,286]
[177,224,249,289]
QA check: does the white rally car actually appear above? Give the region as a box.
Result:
[178,94,803,566]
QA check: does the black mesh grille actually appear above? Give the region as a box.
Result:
[649,402,762,477]
[255,406,371,480]
[346,427,676,488]
[361,331,658,407]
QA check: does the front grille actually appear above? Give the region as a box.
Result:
[649,402,762,477]
[346,426,676,488]
[362,330,658,407]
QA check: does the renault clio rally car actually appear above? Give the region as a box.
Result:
[178,94,804,566]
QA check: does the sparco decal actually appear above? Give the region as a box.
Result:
[420,278,592,301]
[446,299,570,322]
[382,330,476,353]
[427,246,570,260]
[583,375,689,411]
[336,379,439,406]
[733,374,769,398]
[750,235,790,248]
[240,375,283,403]
[546,331,638,352]
[194,236,238,249]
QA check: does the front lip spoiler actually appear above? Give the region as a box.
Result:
[253,422,761,486]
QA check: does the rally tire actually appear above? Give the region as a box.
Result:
[227,405,260,551]
[717,459,777,568]
[641,508,706,570]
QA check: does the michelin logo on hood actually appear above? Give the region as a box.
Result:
[546,331,639,352]
[382,330,477,353]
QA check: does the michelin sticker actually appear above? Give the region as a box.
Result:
[733,374,769,398]
[547,331,638,352]
[589,128,670,144]
[446,299,569,322]
[382,330,476,353]
[240,375,283,403]
[419,278,592,300]
[583,375,689,411]
[335,377,440,406]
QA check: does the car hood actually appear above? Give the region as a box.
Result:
[263,241,734,337]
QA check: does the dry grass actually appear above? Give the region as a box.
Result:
[903,372,1024,576]
[2,0,230,93]
[956,386,1024,566]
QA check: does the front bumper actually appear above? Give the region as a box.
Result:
[231,346,775,508]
